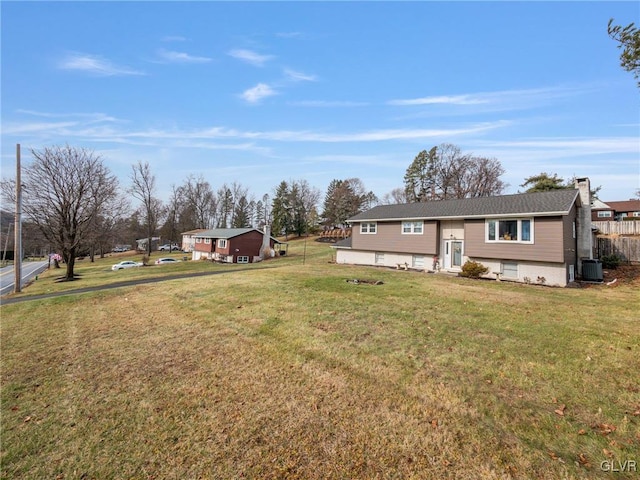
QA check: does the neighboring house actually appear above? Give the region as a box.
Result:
[332,179,594,287]
[591,199,640,221]
[136,237,161,252]
[192,228,280,263]
[181,229,209,253]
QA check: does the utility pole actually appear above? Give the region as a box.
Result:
[14,144,22,293]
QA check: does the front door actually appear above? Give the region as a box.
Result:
[444,240,464,270]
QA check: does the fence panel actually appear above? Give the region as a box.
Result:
[596,237,640,263]
[592,221,640,235]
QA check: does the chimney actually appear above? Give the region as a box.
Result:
[260,224,271,259]
[574,177,592,276]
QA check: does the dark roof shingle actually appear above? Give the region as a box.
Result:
[348,189,580,222]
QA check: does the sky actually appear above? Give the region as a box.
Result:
[1,1,639,207]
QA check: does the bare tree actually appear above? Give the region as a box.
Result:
[1,145,119,281]
[129,161,163,257]
[381,187,408,205]
[181,175,217,229]
[404,143,506,201]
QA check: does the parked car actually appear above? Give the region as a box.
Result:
[155,257,180,265]
[158,244,181,251]
[112,247,127,253]
[111,260,143,271]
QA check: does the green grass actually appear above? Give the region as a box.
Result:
[1,238,638,479]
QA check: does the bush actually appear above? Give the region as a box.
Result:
[600,254,621,269]
[459,260,489,278]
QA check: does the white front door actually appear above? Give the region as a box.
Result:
[444,240,464,270]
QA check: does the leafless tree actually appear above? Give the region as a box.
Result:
[381,187,408,205]
[1,145,119,281]
[129,161,163,256]
[180,175,217,229]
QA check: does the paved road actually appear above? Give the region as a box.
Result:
[0,260,49,296]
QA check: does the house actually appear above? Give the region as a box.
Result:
[332,179,594,287]
[191,228,280,263]
[591,199,640,221]
[181,229,209,253]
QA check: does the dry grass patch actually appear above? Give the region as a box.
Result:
[2,246,639,479]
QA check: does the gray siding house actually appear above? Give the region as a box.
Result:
[333,179,593,287]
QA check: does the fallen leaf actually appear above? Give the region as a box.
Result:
[602,448,614,458]
[548,451,559,460]
[595,423,616,435]
[431,419,438,428]
[554,404,566,416]
[578,429,586,435]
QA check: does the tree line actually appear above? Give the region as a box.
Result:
[1,142,614,282]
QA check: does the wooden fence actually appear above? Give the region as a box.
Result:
[595,237,640,264]
[592,221,640,235]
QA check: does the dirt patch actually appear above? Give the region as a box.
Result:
[602,264,640,287]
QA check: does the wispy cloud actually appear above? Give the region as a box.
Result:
[240,83,278,103]
[388,86,590,108]
[156,49,212,64]
[16,109,121,123]
[276,32,302,38]
[58,53,144,76]
[288,100,369,108]
[162,35,187,42]
[228,49,274,67]
[283,68,317,82]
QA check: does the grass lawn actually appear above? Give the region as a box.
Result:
[1,239,638,479]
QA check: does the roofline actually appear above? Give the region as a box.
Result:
[348,211,573,223]
[194,228,283,243]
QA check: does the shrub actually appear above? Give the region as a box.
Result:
[459,260,489,278]
[600,254,621,269]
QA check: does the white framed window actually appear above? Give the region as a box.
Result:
[204,238,211,244]
[597,211,612,218]
[486,219,533,243]
[633,212,640,217]
[237,256,249,264]
[218,239,227,248]
[360,222,377,234]
[402,221,423,234]
[502,262,518,279]
[195,237,202,243]
[412,255,425,269]
[375,252,385,265]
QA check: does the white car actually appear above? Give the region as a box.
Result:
[111,260,143,271]
[155,257,180,265]
[158,244,180,251]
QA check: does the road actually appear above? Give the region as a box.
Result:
[0,260,50,296]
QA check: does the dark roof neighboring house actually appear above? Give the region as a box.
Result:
[347,189,580,222]
[602,200,640,213]
[194,228,281,242]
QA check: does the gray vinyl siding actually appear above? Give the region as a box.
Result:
[464,217,565,263]
[352,221,438,254]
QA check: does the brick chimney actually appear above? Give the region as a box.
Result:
[574,177,592,276]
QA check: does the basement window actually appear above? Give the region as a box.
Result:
[237,256,249,264]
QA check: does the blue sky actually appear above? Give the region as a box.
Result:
[2,1,639,206]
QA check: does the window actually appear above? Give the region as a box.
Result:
[597,211,612,218]
[402,221,423,234]
[204,238,211,244]
[195,237,202,243]
[360,222,377,234]
[375,252,385,265]
[237,256,249,264]
[486,219,533,243]
[412,255,425,269]
[218,239,227,248]
[633,212,640,217]
[502,262,518,279]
